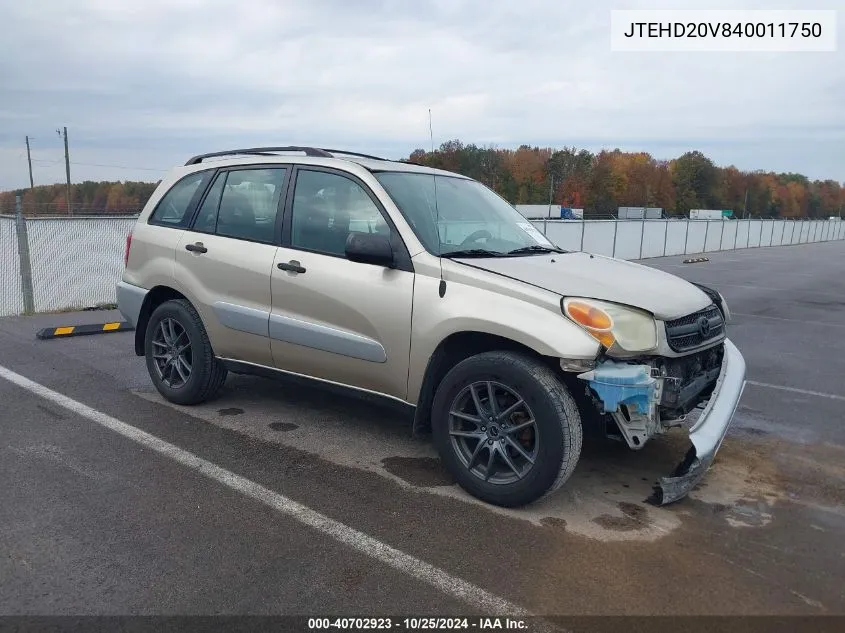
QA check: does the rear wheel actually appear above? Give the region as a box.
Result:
[144,299,227,405]
[431,351,582,507]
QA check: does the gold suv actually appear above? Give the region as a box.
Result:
[118,147,746,507]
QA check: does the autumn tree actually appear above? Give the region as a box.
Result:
[670,151,720,214]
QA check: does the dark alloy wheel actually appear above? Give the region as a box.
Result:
[431,351,582,507]
[144,298,228,405]
[151,317,193,389]
[448,380,539,485]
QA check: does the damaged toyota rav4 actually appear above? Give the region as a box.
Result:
[117,147,746,508]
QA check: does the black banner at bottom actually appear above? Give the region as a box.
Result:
[0,617,842,633]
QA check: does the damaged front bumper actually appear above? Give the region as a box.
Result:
[576,338,747,505]
[651,339,746,505]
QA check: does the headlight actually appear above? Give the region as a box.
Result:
[561,297,657,353]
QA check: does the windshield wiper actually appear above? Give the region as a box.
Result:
[440,248,506,258]
[506,245,567,255]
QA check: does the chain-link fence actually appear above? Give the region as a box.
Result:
[0,215,25,316]
[25,216,137,313]
[1,199,137,317]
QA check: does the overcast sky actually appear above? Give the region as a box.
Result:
[0,0,842,190]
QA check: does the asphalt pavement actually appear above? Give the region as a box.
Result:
[1,240,843,619]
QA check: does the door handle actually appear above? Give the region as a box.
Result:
[277,260,306,274]
[185,242,207,254]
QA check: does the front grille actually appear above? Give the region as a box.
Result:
[657,344,724,414]
[664,304,725,352]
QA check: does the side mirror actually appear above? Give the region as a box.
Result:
[345,232,395,267]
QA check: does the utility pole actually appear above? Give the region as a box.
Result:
[547,175,554,219]
[25,136,34,189]
[743,187,749,219]
[57,126,72,215]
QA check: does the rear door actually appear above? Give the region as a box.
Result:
[174,165,290,367]
[269,166,415,400]
[129,170,213,290]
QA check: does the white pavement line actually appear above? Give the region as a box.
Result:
[732,312,845,329]
[0,364,530,617]
[746,380,845,402]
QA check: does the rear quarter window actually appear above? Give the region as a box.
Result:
[149,171,211,228]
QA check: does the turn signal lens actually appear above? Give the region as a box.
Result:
[565,300,613,331]
[563,298,617,349]
[592,330,616,348]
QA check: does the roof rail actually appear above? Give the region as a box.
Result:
[184,146,391,166]
[318,149,390,161]
[185,146,333,165]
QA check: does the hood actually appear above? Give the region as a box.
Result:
[455,252,712,320]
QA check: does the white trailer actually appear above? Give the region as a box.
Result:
[690,209,726,220]
[618,207,663,219]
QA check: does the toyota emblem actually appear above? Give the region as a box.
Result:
[697,315,711,337]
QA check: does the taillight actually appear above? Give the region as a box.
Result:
[124,232,133,266]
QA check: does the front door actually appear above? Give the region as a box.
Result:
[269,166,414,400]
[175,166,290,367]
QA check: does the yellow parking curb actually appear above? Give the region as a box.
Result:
[36,321,134,340]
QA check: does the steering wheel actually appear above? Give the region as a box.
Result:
[460,229,493,246]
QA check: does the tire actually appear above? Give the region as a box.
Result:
[144,298,228,405]
[431,351,582,507]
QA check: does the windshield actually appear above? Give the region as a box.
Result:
[374,172,556,256]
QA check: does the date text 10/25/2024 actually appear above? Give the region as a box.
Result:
[308,617,529,630]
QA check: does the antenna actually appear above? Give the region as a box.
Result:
[428,109,434,153]
[429,109,444,289]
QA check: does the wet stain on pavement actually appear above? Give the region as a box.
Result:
[541,517,568,531]
[381,456,454,487]
[592,502,649,532]
[725,499,773,527]
[268,421,299,432]
[218,407,244,416]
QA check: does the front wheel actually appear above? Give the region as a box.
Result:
[144,299,227,405]
[431,351,582,507]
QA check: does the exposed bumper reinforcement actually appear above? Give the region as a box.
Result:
[650,338,746,505]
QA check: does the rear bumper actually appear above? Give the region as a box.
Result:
[652,338,746,505]
[116,281,147,328]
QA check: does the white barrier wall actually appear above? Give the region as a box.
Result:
[530,218,844,261]
[686,222,707,254]
[582,221,616,257]
[721,220,738,249]
[641,221,667,258]
[664,221,688,256]
[542,221,582,251]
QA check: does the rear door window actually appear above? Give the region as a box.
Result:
[149,171,209,227]
[192,172,226,234]
[189,168,288,243]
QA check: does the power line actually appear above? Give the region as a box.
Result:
[29,158,167,172]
